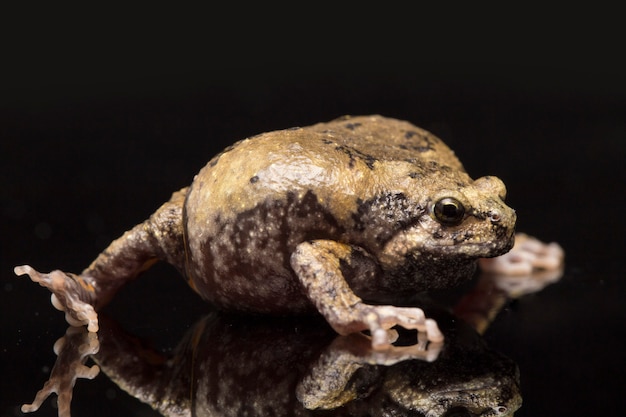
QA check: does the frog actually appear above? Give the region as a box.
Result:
[16,114,520,350]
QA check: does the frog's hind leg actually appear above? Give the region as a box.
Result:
[16,187,189,332]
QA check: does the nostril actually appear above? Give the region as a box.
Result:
[489,211,501,223]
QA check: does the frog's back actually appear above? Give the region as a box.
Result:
[307,115,464,170]
[187,115,464,224]
[182,115,467,312]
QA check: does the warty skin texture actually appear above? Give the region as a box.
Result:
[16,115,516,347]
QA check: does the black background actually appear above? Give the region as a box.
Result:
[1,7,625,417]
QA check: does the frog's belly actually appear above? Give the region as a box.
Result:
[184,188,347,313]
[190,244,314,314]
[184,214,340,314]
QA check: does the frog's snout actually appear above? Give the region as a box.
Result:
[471,175,517,231]
[473,175,507,201]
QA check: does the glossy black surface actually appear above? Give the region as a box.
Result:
[1,13,625,417]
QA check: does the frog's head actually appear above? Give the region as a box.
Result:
[381,175,516,265]
[428,175,516,258]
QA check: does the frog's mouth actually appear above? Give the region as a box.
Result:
[430,232,515,258]
[381,222,515,264]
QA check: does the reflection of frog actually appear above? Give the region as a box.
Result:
[26,308,522,417]
[17,115,544,349]
[21,264,565,417]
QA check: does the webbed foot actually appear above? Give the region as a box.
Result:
[15,265,99,332]
[21,326,100,417]
[479,233,564,276]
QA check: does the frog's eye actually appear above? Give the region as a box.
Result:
[433,197,465,226]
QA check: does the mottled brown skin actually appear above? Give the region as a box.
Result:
[16,115,516,347]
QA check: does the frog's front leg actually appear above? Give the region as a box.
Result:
[15,188,188,332]
[291,240,444,350]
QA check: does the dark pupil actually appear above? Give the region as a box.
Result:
[441,203,459,218]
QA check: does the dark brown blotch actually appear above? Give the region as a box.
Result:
[352,193,425,247]
[404,130,439,152]
[208,156,220,167]
[344,122,362,130]
[335,145,377,170]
